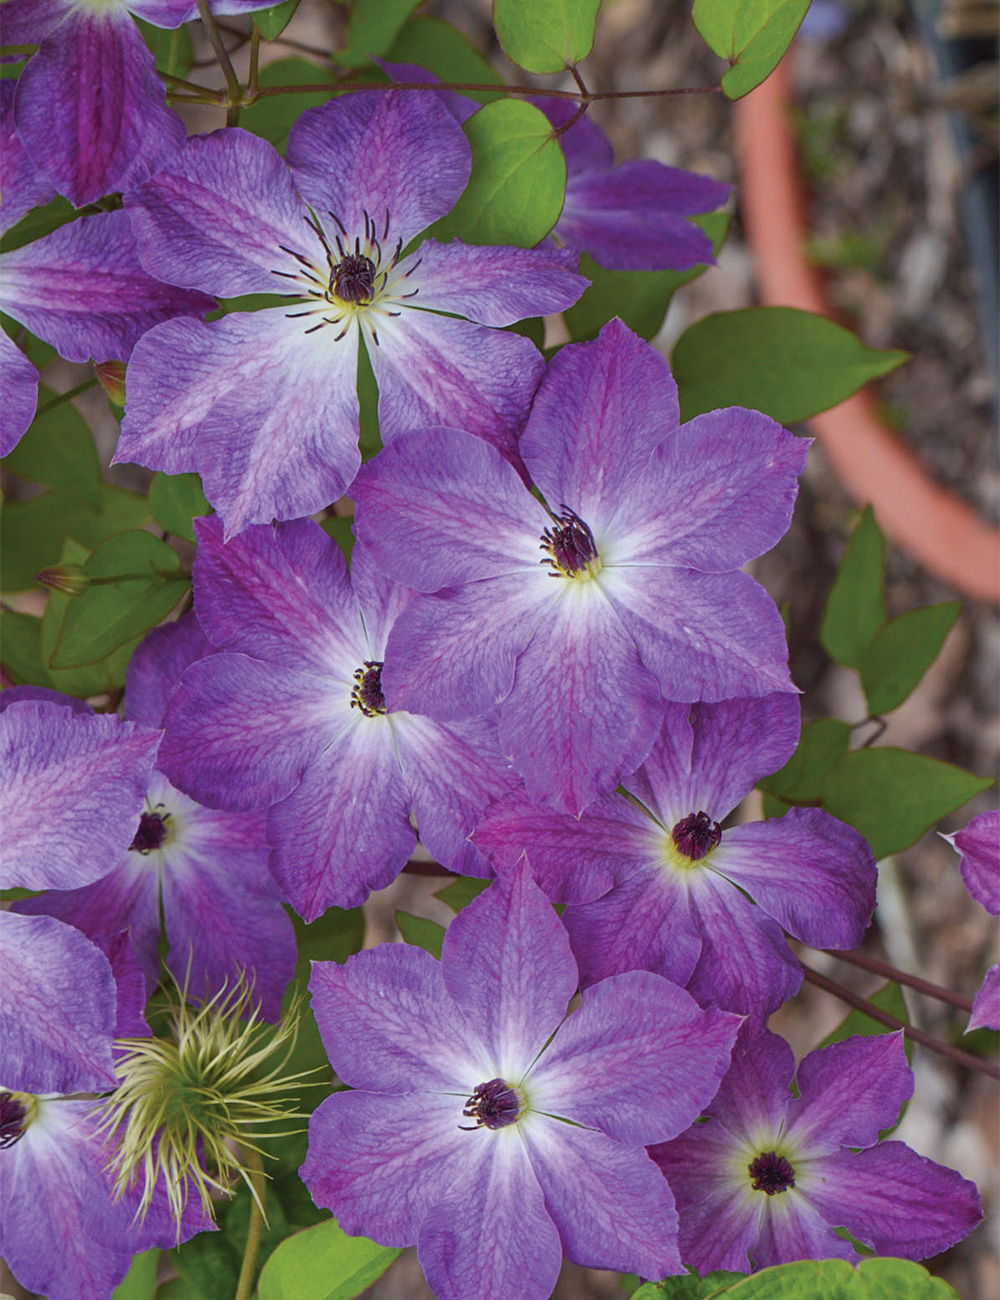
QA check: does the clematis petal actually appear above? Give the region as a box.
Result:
[125,129,320,298]
[686,874,804,1021]
[266,720,416,918]
[519,317,679,532]
[125,612,215,730]
[602,564,795,702]
[0,330,38,456]
[97,930,152,1041]
[615,409,808,572]
[531,970,739,1145]
[784,1033,913,1153]
[497,581,664,814]
[0,0,60,49]
[367,308,544,466]
[751,1190,856,1267]
[562,867,702,991]
[350,542,413,658]
[943,808,1000,915]
[969,962,1000,1032]
[309,946,488,1094]
[0,80,55,235]
[158,653,339,811]
[287,91,471,249]
[713,809,876,949]
[521,1118,683,1278]
[418,1129,562,1300]
[351,426,548,591]
[0,912,118,1093]
[701,1027,796,1137]
[398,240,585,325]
[441,863,578,1077]
[1,211,213,364]
[799,1143,982,1261]
[0,701,159,892]
[14,8,184,207]
[116,309,361,536]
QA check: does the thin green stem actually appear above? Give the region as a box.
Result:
[234,1146,266,1300]
[248,28,261,100]
[34,377,98,417]
[246,79,719,102]
[824,948,975,1012]
[196,0,243,125]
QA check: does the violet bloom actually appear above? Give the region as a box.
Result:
[0,83,214,455]
[942,809,999,1032]
[116,91,586,536]
[475,694,876,1021]
[12,616,296,1019]
[650,1028,981,1272]
[157,518,518,919]
[352,318,806,814]
[301,861,741,1300]
[537,97,729,271]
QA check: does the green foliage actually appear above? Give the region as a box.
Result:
[396,910,445,958]
[49,531,188,669]
[435,877,491,912]
[241,59,336,154]
[819,981,911,1055]
[149,471,211,543]
[820,506,886,670]
[673,1256,960,1297]
[253,0,302,41]
[357,340,381,460]
[431,99,567,248]
[320,516,355,563]
[111,1249,159,1300]
[692,0,811,99]
[493,0,601,73]
[564,213,730,343]
[135,17,193,79]
[336,0,422,67]
[0,195,79,253]
[3,386,102,507]
[633,1271,745,1298]
[385,16,503,102]
[671,307,907,425]
[858,603,960,716]
[0,609,50,689]
[823,748,993,860]
[758,718,851,805]
[257,1217,400,1300]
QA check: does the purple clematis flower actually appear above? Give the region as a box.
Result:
[0,83,214,455]
[941,809,999,1032]
[12,616,296,1019]
[352,318,807,815]
[301,861,741,1300]
[649,1028,982,1272]
[536,97,729,271]
[1,911,211,1300]
[474,694,877,1020]
[157,517,519,919]
[116,91,587,536]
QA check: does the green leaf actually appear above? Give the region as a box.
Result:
[715,1255,959,1297]
[0,195,79,253]
[396,911,445,959]
[692,0,810,99]
[0,609,52,689]
[253,0,302,40]
[336,0,422,67]
[431,99,567,248]
[170,1231,239,1300]
[257,1217,399,1300]
[3,385,102,506]
[357,339,381,460]
[0,483,152,593]
[241,59,336,154]
[632,1273,746,1299]
[435,877,491,913]
[41,537,141,697]
[135,17,194,79]
[858,602,960,716]
[758,718,851,805]
[493,0,601,73]
[50,531,188,668]
[149,471,211,543]
[820,506,886,669]
[823,748,993,860]
[385,16,503,103]
[156,1280,208,1300]
[320,515,355,563]
[112,1250,159,1300]
[671,307,908,425]
[565,213,730,343]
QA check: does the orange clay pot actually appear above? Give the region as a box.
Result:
[734,57,1000,603]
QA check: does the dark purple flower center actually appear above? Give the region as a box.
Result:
[130,810,170,854]
[332,252,376,304]
[351,661,386,717]
[459,1078,521,1130]
[540,507,600,578]
[0,1092,30,1149]
[671,811,722,861]
[748,1150,796,1195]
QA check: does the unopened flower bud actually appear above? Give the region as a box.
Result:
[35,563,90,596]
[95,360,127,408]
